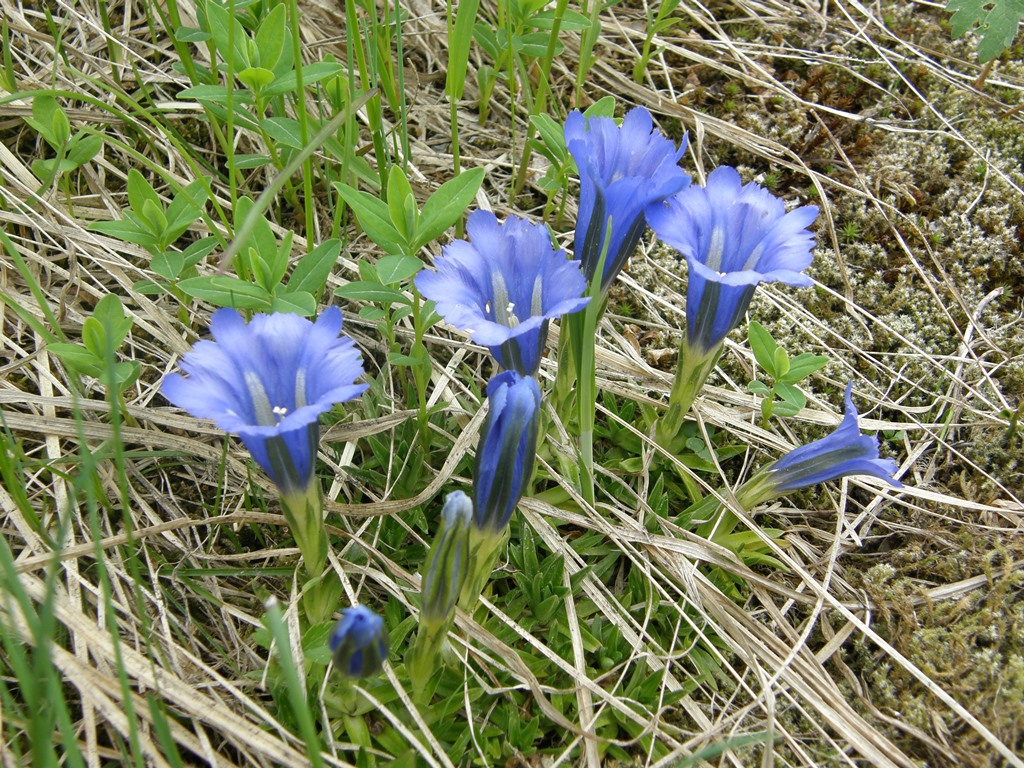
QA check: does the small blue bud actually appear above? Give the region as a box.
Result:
[329,605,389,679]
[421,491,472,624]
[473,372,542,534]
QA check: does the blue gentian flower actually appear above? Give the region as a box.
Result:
[329,605,389,678]
[421,491,472,624]
[565,106,690,292]
[739,383,902,506]
[415,210,589,376]
[646,166,819,355]
[473,372,542,534]
[162,307,367,493]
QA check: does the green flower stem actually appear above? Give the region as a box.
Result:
[280,484,338,623]
[457,527,508,611]
[656,340,723,451]
[408,615,454,704]
[280,483,327,579]
[695,471,776,541]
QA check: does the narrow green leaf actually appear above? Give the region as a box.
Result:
[254,4,286,70]
[288,239,340,296]
[778,353,829,384]
[177,276,273,309]
[335,282,409,305]
[772,346,790,379]
[127,169,160,216]
[47,343,102,377]
[447,0,482,101]
[333,182,406,254]
[747,321,778,377]
[387,165,416,241]
[264,61,346,97]
[415,167,485,249]
[774,382,806,410]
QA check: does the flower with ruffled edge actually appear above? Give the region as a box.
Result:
[161,307,367,494]
[565,106,690,293]
[330,605,389,679]
[646,165,819,356]
[473,371,543,535]
[738,383,902,507]
[415,210,589,377]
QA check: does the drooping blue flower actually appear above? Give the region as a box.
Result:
[415,210,589,377]
[473,372,542,534]
[646,165,819,355]
[421,491,472,624]
[162,307,367,493]
[564,106,690,292]
[741,383,902,505]
[329,605,389,678]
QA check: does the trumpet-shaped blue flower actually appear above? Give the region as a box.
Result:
[565,106,690,292]
[421,491,472,624]
[415,210,589,376]
[330,605,389,678]
[646,166,819,355]
[162,307,367,493]
[473,372,542,534]
[740,383,902,506]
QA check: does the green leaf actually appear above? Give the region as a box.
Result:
[65,132,103,166]
[93,294,132,348]
[584,96,616,119]
[178,84,256,107]
[253,4,286,70]
[237,66,275,91]
[88,220,162,249]
[415,167,485,250]
[204,0,252,70]
[387,352,423,367]
[447,0,482,100]
[333,182,406,254]
[947,0,1024,61]
[288,240,340,296]
[264,61,346,97]
[260,116,304,148]
[772,346,790,379]
[105,360,141,389]
[386,165,417,241]
[47,343,103,378]
[532,8,591,30]
[774,382,806,410]
[747,321,778,378]
[778,353,829,384]
[165,179,209,235]
[772,401,803,418]
[233,153,272,169]
[127,169,160,216]
[530,114,568,162]
[152,251,186,281]
[375,254,423,285]
[269,290,316,316]
[141,198,169,237]
[177,276,273,309]
[174,26,211,43]
[335,282,409,305]
[747,380,771,397]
